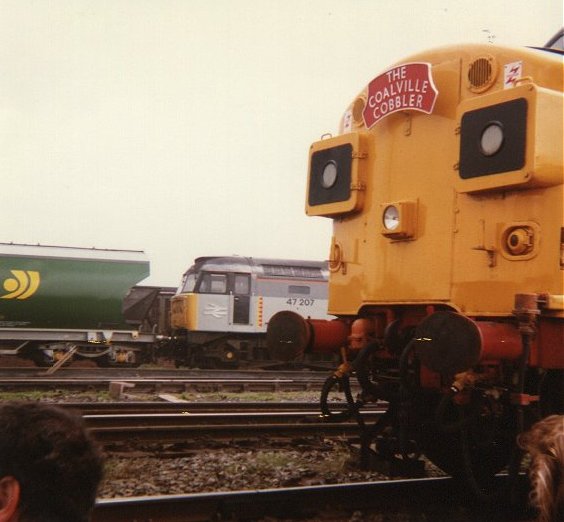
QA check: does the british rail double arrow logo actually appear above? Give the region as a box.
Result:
[203,302,227,318]
[1,270,41,299]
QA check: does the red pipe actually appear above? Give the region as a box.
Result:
[475,321,523,362]
[308,318,350,353]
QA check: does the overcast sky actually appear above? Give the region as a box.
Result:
[1,0,561,286]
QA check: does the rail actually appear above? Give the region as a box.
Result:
[62,400,386,415]
[84,409,384,444]
[93,475,532,522]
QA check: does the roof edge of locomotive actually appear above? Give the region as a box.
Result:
[394,40,563,64]
[188,256,329,274]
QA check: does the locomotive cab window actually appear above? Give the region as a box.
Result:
[233,274,250,295]
[197,273,227,294]
[180,272,197,293]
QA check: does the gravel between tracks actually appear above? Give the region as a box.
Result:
[22,390,444,495]
[99,441,400,498]
[5,390,484,521]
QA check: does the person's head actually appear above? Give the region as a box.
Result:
[0,401,104,522]
[348,318,376,351]
[518,415,564,522]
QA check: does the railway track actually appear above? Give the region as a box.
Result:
[0,367,335,393]
[92,475,533,522]
[62,400,385,415]
[0,367,331,380]
[81,403,384,444]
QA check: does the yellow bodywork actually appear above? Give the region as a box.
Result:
[307,44,563,318]
[170,293,199,330]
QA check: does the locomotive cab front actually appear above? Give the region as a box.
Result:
[270,38,563,497]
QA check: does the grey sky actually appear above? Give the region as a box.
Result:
[1,0,560,285]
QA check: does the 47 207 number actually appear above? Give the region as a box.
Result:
[286,298,315,306]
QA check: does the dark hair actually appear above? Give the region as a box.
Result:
[0,401,104,522]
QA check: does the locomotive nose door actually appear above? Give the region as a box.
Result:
[232,273,251,325]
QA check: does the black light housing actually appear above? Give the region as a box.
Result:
[306,132,372,217]
[308,144,353,206]
[459,98,527,179]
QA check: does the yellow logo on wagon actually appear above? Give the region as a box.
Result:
[1,270,41,299]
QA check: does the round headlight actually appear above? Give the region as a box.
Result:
[321,161,338,188]
[383,205,400,230]
[480,122,504,156]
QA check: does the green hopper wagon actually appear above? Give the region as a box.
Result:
[0,243,156,367]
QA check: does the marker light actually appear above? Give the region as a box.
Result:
[321,161,338,188]
[381,200,418,240]
[480,122,504,156]
[383,205,400,231]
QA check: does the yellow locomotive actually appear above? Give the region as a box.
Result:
[268,33,563,496]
